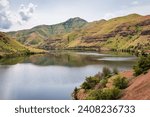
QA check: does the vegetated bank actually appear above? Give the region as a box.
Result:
[0,32,47,58]
[73,54,150,100]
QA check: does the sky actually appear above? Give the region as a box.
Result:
[0,0,150,32]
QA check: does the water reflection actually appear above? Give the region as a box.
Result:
[0,51,136,100]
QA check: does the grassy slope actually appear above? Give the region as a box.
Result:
[8,14,150,51]
[0,32,46,57]
[66,14,150,51]
[8,17,87,47]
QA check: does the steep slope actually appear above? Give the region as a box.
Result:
[9,17,87,47]
[0,32,45,58]
[8,14,150,51]
[67,14,150,52]
[121,70,150,100]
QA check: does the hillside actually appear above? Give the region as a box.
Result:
[0,32,45,58]
[9,17,87,48]
[8,14,150,51]
[73,54,150,100]
[74,70,150,100]
[121,70,150,99]
[67,14,150,52]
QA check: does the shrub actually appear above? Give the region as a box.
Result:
[101,67,112,78]
[99,79,108,87]
[87,87,121,100]
[72,87,78,100]
[81,76,99,89]
[113,76,128,89]
[133,55,150,76]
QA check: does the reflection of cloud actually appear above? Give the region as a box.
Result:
[0,0,12,29]
[19,3,37,22]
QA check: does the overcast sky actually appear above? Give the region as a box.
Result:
[0,0,150,32]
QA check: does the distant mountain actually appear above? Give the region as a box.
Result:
[8,17,88,47]
[0,32,45,58]
[8,14,150,52]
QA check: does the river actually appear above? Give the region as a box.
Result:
[0,51,137,100]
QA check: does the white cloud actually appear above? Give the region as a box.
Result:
[0,0,12,29]
[0,0,37,30]
[132,1,139,5]
[19,3,37,22]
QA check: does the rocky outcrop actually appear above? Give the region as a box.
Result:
[141,30,150,35]
[136,19,150,26]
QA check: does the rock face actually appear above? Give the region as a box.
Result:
[141,30,150,35]
[121,70,150,100]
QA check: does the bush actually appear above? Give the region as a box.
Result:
[81,76,99,89]
[99,79,108,87]
[87,87,121,100]
[113,76,128,89]
[133,55,150,76]
[72,87,78,100]
[101,67,112,78]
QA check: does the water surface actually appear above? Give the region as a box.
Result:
[0,51,136,100]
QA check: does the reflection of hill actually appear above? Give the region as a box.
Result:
[0,51,136,67]
[99,60,136,69]
[0,56,26,65]
[26,52,99,67]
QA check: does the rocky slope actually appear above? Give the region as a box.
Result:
[67,14,150,51]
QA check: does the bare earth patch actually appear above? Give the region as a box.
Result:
[121,70,150,100]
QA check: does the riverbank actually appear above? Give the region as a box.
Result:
[73,54,150,100]
[0,48,47,59]
[73,69,150,100]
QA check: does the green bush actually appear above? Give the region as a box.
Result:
[99,79,108,87]
[113,76,128,89]
[81,76,99,89]
[87,87,121,100]
[133,55,150,76]
[101,67,112,78]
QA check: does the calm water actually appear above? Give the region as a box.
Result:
[0,51,137,100]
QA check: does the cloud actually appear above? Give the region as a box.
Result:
[19,3,37,22]
[0,0,12,29]
[0,0,37,30]
[132,1,139,5]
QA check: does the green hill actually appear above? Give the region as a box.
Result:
[66,14,150,52]
[9,17,87,47]
[0,32,46,58]
[8,14,150,52]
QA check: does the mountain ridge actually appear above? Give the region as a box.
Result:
[8,14,150,52]
[8,17,88,47]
